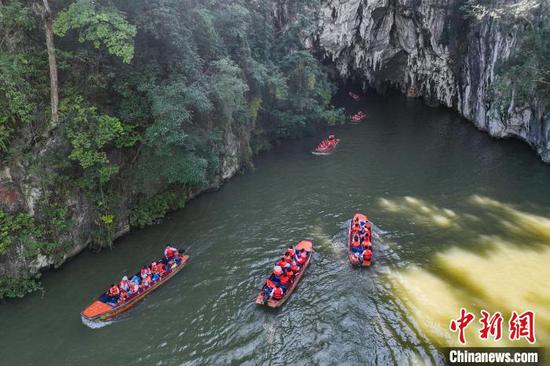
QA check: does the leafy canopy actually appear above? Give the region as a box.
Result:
[53,0,137,63]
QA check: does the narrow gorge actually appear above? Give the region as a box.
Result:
[0,0,548,300]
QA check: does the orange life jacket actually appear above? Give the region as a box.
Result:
[109,285,120,296]
[164,246,178,258]
[119,280,129,291]
[352,241,360,247]
[266,279,276,288]
[280,274,291,286]
[363,250,373,260]
[272,287,283,300]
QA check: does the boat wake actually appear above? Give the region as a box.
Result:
[81,316,114,329]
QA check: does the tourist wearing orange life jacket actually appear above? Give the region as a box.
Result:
[117,290,128,304]
[140,266,151,279]
[108,284,120,297]
[164,246,178,260]
[286,245,295,258]
[295,249,308,265]
[263,278,276,298]
[142,274,152,288]
[362,248,373,263]
[150,262,159,274]
[119,276,130,292]
[270,265,283,286]
[270,285,284,300]
[129,282,139,295]
[279,270,291,291]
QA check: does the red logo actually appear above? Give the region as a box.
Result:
[509,310,536,344]
[479,310,503,341]
[450,309,536,344]
[450,308,475,344]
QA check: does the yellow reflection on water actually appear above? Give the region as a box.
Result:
[388,196,550,348]
[379,196,459,229]
[471,195,550,243]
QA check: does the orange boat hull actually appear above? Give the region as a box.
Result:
[312,139,340,155]
[81,254,189,322]
[348,213,372,267]
[256,240,313,308]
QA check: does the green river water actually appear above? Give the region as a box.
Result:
[1,91,549,365]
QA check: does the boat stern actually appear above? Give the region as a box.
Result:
[81,300,114,321]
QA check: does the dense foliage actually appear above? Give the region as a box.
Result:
[0,0,343,297]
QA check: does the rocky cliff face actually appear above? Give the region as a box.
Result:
[316,0,549,161]
[0,128,246,283]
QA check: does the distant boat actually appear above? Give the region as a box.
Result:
[351,111,366,123]
[312,137,340,155]
[349,91,360,101]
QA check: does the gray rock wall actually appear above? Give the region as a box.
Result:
[0,127,246,280]
[316,0,549,161]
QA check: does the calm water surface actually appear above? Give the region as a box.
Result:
[1,91,549,365]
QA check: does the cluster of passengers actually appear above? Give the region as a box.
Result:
[316,135,337,151]
[100,246,181,306]
[262,245,310,300]
[351,217,373,263]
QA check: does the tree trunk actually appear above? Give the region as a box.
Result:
[41,0,59,129]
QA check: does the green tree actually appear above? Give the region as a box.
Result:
[53,0,136,63]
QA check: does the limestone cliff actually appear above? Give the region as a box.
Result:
[0,128,247,285]
[316,0,549,161]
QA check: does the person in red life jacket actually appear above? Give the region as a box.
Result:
[140,266,151,280]
[119,276,130,292]
[108,284,120,296]
[286,245,295,258]
[105,284,120,304]
[290,260,300,273]
[279,269,292,291]
[150,262,159,274]
[142,274,152,289]
[277,257,287,268]
[328,135,336,145]
[270,285,284,300]
[270,265,283,286]
[263,278,276,298]
[296,250,308,266]
[164,245,178,260]
[362,248,373,263]
[159,263,169,276]
[129,282,140,295]
[117,290,128,304]
[364,231,371,244]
